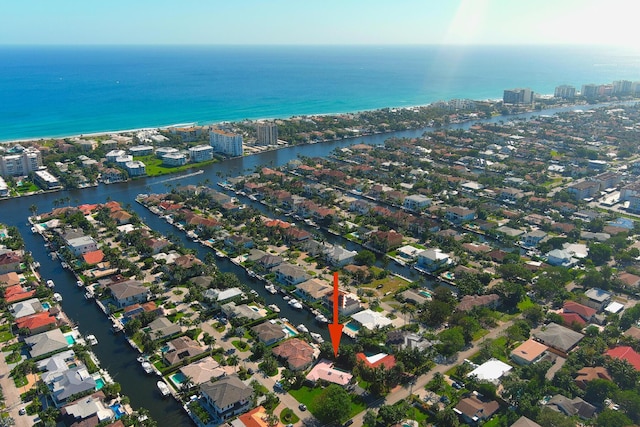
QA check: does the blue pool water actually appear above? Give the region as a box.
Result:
[110,403,125,419]
[95,378,105,390]
[161,345,170,353]
[41,302,51,310]
[283,326,298,337]
[346,323,360,332]
[419,290,432,298]
[170,372,187,386]
[65,335,75,345]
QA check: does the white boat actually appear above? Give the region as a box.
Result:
[31,226,37,234]
[268,304,281,313]
[84,291,94,300]
[76,280,83,287]
[281,318,289,323]
[33,261,40,269]
[310,332,324,344]
[137,356,145,363]
[113,323,124,333]
[46,279,55,288]
[283,295,290,301]
[52,293,63,302]
[288,299,303,309]
[315,314,328,323]
[142,361,154,374]
[60,262,68,269]
[297,324,309,333]
[86,335,98,346]
[157,380,170,397]
[265,284,277,294]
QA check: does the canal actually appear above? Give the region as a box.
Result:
[0,102,606,424]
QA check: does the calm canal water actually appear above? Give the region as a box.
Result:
[0,103,606,424]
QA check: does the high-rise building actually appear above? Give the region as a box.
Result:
[210,129,243,157]
[613,80,633,95]
[581,84,598,99]
[256,122,278,146]
[0,146,42,177]
[554,85,576,99]
[503,88,534,104]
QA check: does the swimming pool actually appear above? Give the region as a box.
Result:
[95,378,105,390]
[170,372,187,387]
[161,345,171,353]
[419,290,432,298]
[283,325,298,337]
[110,403,125,419]
[345,323,360,332]
[42,302,51,310]
[65,335,76,345]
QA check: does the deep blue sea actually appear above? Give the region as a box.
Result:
[1,45,640,142]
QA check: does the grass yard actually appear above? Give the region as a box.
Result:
[280,408,300,424]
[0,325,14,342]
[517,297,535,312]
[289,386,366,420]
[232,340,250,352]
[365,275,411,296]
[133,155,217,177]
[15,181,39,194]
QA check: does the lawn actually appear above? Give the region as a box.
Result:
[15,181,39,194]
[280,408,300,425]
[232,340,250,352]
[0,325,14,342]
[364,274,411,295]
[289,386,367,420]
[517,297,535,312]
[133,155,217,177]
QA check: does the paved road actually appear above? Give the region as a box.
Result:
[347,318,516,426]
[0,334,37,427]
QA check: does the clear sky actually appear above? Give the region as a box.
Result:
[1,0,636,46]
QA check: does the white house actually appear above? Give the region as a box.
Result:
[416,248,452,272]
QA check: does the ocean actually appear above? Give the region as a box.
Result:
[1,44,640,142]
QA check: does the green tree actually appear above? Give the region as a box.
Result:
[313,384,352,425]
[584,379,618,406]
[595,409,632,427]
[354,250,376,266]
[377,403,408,426]
[588,243,613,266]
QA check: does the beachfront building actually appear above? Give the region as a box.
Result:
[162,152,187,166]
[0,176,8,197]
[554,85,576,99]
[189,145,214,162]
[0,146,42,177]
[34,170,62,190]
[156,147,179,158]
[256,122,278,146]
[105,150,127,163]
[125,161,146,177]
[210,129,243,157]
[503,88,534,104]
[129,145,154,156]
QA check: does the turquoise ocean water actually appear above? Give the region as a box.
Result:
[1,45,639,142]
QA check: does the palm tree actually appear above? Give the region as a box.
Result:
[29,204,38,218]
[227,354,240,372]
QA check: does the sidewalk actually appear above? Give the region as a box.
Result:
[0,336,37,427]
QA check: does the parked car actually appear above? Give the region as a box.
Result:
[299,403,307,411]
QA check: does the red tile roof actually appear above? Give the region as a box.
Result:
[82,250,105,265]
[356,352,397,370]
[15,312,56,332]
[3,285,36,303]
[563,301,596,320]
[605,346,640,370]
[559,312,586,327]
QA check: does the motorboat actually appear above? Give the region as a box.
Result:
[297,324,309,333]
[46,279,55,288]
[310,332,324,344]
[315,314,328,323]
[86,335,98,346]
[268,304,281,313]
[288,299,303,309]
[283,295,290,301]
[142,361,154,374]
[137,356,145,363]
[52,293,63,302]
[265,284,277,294]
[84,291,94,300]
[157,380,170,397]
[76,280,84,287]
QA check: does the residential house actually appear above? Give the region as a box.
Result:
[295,278,333,303]
[367,230,403,252]
[574,367,612,389]
[179,357,227,386]
[60,392,115,425]
[403,194,431,211]
[15,311,58,335]
[204,287,244,304]
[499,187,524,204]
[324,245,357,267]
[82,249,105,265]
[66,236,99,256]
[510,339,549,366]
[274,263,310,286]
[305,359,353,387]
[257,254,283,270]
[324,290,361,316]
[251,322,287,346]
[24,329,69,358]
[224,235,254,252]
[356,352,396,370]
[199,375,253,423]
[272,338,315,371]
[48,366,97,407]
[534,323,584,357]
[163,336,206,366]
[3,284,36,304]
[0,251,23,274]
[563,301,597,324]
[618,272,640,289]
[545,395,596,419]
[416,248,452,272]
[522,230,547,247]
[546,249,575,267]
[510,416,542,427]
[453,395,500,425]
[122,301,159,320]
[220,302,265,321]
[350,309,392,331]
[604,346,640,370]
[466,359,512,384]
[584,288,612,311]
[445,206,477,224]
[456,294,500,312]
[147,317,182,340]
[109,280,149,309]
[567,181,601,200]
[10,297,43,319]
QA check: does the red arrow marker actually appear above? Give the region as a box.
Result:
[328,272,344,357]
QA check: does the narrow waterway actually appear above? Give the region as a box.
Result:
[0,102,613,423]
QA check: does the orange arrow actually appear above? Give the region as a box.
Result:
[328,272,344,357]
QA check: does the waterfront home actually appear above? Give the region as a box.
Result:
[67,235,99,256]
[403,194,432,211]
[15,311,58,335]
[224,234,254,252]
[350,309,392,331]
[251,322,287,346]
[38,350,76,378]
[9,297,44,319]
[108,280,150,309]
[199,375,253,423]
[48,366,97,407]
[0,272,21,287]
[416,248,452,272]
[60,392,115,425]
[256,254,283,270]
[445,206,477,224]
[366,230,403,252]
[273,263,310,287]
[163,336,206,366]
[122,301,160,320]
[356,352,396,370]
[82,249,105,266]
[3,284,36,304]
[220,302,265,321]
[0,251,23,274]
[24,328,69,358]
[147,316,182,340]
[306,359,353,387]
[453,395,500,425]
[179,357,227,385]
[295,278,333,303]
[272,338,315,371]
[204,287,244,304]
[324,245,357,267]
[324,290,361,317]
[283,227,312,243]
